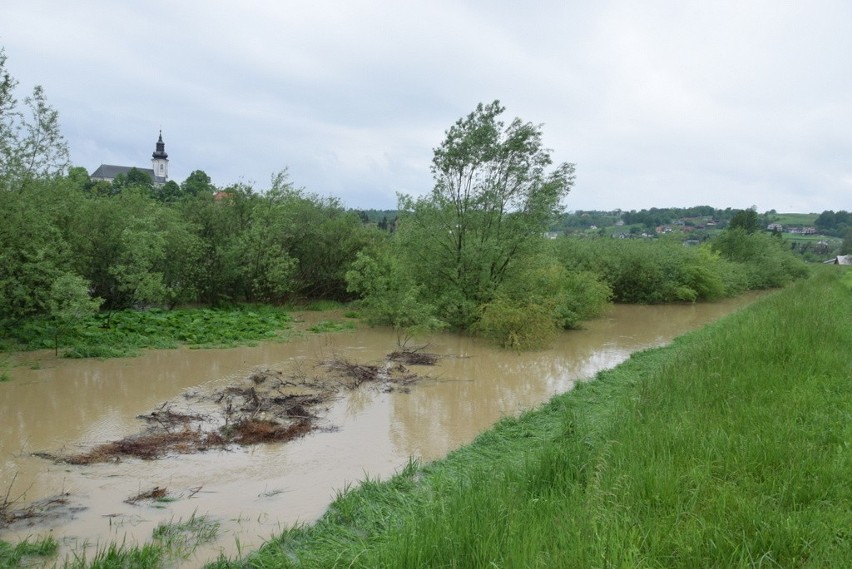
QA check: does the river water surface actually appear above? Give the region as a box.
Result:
[0,297,761,566]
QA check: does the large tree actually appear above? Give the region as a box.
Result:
[0,48,69,190]
[396,101,575,328]
[350,101,574,329]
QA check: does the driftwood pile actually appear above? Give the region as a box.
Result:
[44,348,439,464]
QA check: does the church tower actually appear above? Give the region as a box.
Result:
[151,130,169,183]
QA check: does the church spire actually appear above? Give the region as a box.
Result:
[152,130,168,160]
[151,130,169,182]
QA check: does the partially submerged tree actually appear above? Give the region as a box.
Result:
[397,100,576,328]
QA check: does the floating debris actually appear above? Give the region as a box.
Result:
[42,348,435,464]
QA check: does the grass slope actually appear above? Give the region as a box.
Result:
[221,268,851,568]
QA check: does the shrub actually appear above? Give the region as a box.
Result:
[474,298,558,350]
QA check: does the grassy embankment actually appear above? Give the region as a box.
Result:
[216,267,850,568]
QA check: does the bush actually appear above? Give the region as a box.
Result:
[712,229,809,289]
[474,258,612,349]
[554,238,728,303]
[345,249,445,335]
[474,298,558,350]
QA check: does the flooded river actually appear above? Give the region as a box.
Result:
[0,296,761,566]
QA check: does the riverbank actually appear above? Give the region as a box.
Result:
[216,268,850,568]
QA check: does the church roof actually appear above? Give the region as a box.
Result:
[90,164,166,184]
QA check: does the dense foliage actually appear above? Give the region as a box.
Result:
[814,209,850,237]
[0,52,816,353]
[554,238,730,303]
[553,222,808,304]
[0,171,380,316]
[347,101,613,348]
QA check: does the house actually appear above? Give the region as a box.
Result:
[767,223,783,232]
[90,131,169,186]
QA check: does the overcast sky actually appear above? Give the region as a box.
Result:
[3,0,850,212]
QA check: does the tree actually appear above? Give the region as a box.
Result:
[393,101,575,329]
[0,48,69,190]
[729,208,759,234]
[46,273,101,355]
[181,170,215,196]
[0,188,72,322]
[841,229,852,255]
[111,167,154,193]
[155,180,182,203]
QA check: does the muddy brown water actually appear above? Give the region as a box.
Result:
[0,297,761,566]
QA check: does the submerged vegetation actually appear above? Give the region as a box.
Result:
[1,305,294,357]
[0,537,58,569]
[211,268,851,568]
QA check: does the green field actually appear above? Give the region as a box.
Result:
[768,212,819,226]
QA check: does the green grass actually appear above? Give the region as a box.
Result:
[841,267,852,290]
[769,212,819,226]
[2,305,293,358]
[63,542,163,569]
[0,537,58,569]
[56,514,218,569]
[152,513,220,555]
[214,269,851,568]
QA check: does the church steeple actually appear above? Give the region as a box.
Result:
[151,130,169,182]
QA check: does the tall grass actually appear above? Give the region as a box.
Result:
[221,268,850,568]
[0,537,58,569]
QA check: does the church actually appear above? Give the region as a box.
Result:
[90,131,169,185]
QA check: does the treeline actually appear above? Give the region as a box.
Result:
[551,206,779,233]
[0,171,381,324]
[0,49,813,351]
[814,210,850,238]
[344,103,808,349]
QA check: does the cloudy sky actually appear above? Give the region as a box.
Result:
[3,0,850,212]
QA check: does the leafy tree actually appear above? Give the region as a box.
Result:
[554,238,728,303]
[346,247,444,335]
[46,273,101,355]
[0,188,73,322]
[815,210,850,238]
[155,180,182,203]
[178,185,254,304]
[395,101,575,328]
[68,190,172,308]
[712,228,807,289]
[0,48,69,190]
[181,169,215,196]
[474,254,610,349]
[728,208,760,234]
[840,229,852,255]
[111,167,153,193]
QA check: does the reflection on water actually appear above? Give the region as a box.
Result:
[0,296,761,566]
